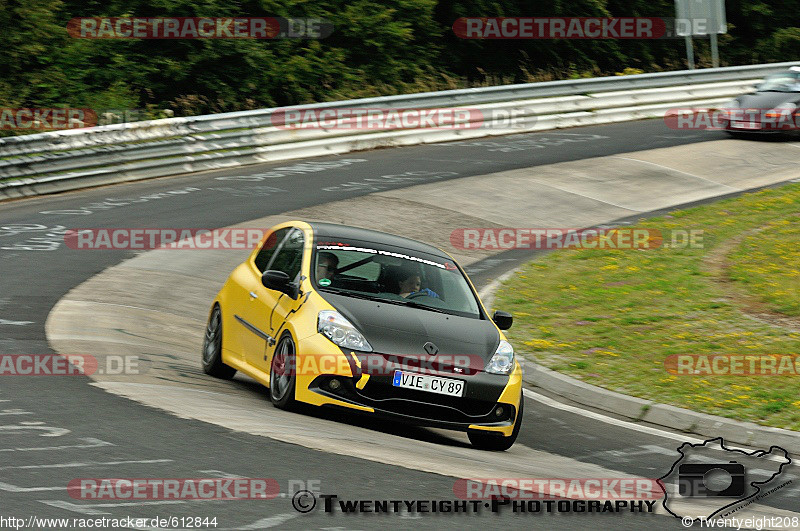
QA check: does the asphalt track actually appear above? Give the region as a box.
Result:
[1,119,799,529]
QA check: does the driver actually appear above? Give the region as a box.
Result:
[316,252,339,281]
[397,269,439,299]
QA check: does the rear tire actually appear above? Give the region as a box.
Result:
[269,333,298,410]
[468,395,523,451]
[201,304,236,379]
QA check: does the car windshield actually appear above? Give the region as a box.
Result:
[758,72,800,93]
[313,239,482,318]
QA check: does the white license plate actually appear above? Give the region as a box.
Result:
[731,121,760,130]
[392,370,464,397]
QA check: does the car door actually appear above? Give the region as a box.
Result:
[246,227,306,376]
[230,227,290,370]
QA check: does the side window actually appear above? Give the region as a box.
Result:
[267,228,305,283]
[254,228,289,272]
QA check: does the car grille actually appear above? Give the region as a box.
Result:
[358,378,498,420]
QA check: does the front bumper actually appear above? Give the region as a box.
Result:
[293,335,523,436]
[314,374,516,428]
[726,123,781,133]
[311,368,523,437]
[720,115,797,133]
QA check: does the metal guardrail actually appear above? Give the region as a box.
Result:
[1,61,797,200]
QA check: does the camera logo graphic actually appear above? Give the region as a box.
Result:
[678,461,745,497]
[660,437,792,521]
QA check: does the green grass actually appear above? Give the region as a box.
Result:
[729,218,800,317]
[497,182,800,429]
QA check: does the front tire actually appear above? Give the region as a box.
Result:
[269,333,297,410]
[201,304,236,379]
[468,395,523,451]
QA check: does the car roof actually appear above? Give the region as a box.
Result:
[307,222,450,259]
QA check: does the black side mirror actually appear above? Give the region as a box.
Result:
[492,310,513,330]
[262,270,298,299]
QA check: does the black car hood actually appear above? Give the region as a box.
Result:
[735,92,800,109]
[319,291,500,360]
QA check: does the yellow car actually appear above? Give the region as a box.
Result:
[202,221,523,450]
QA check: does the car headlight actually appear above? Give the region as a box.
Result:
[486,340,515,374]
[318,310,372,352]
